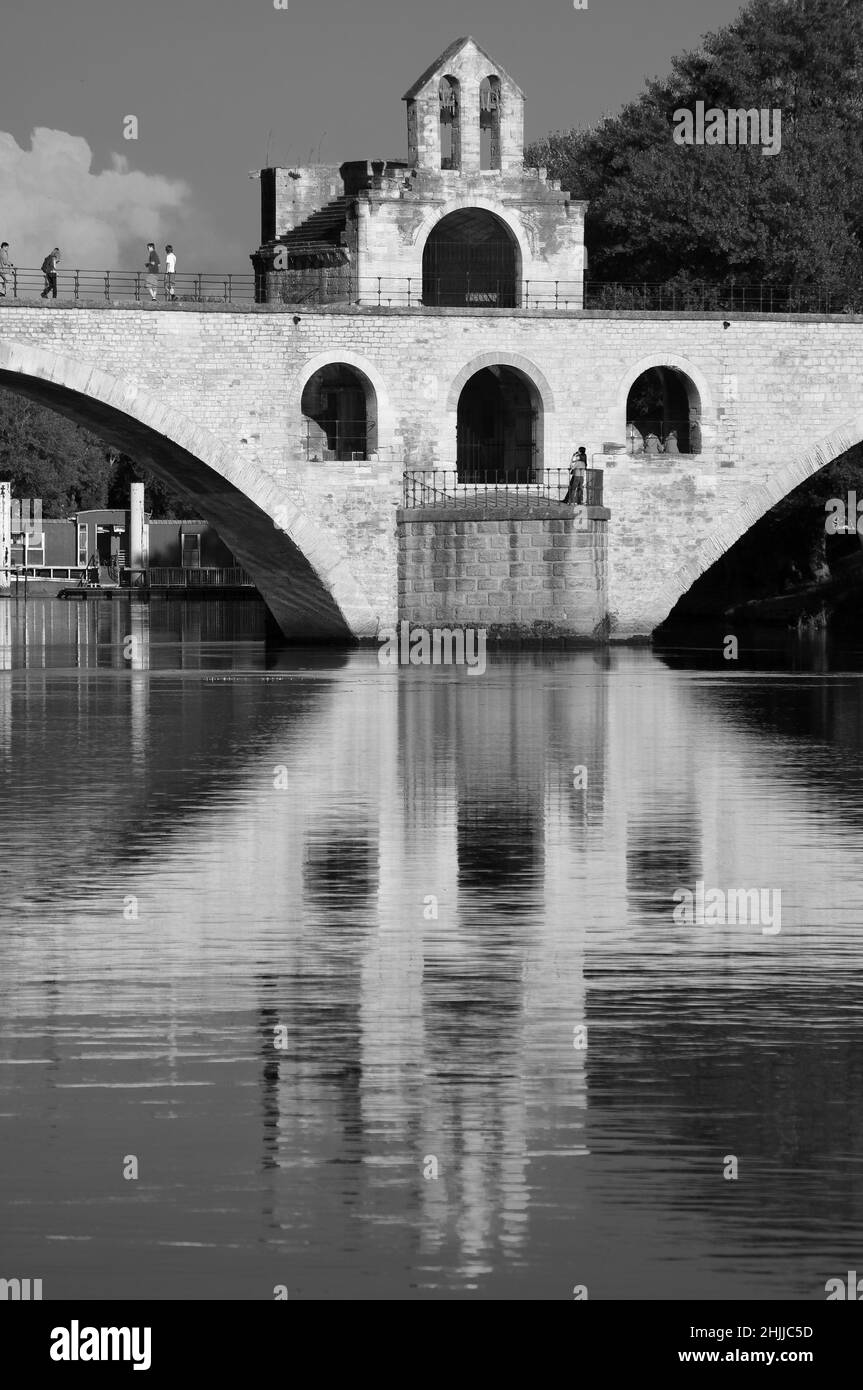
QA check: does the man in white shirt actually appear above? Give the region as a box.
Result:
[164,244,177,301]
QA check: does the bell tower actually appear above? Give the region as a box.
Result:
[403,36,525,175]
[252,35,584,306]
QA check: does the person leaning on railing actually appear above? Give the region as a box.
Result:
[564,446,588,504]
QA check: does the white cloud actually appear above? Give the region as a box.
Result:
[0,128,234,270]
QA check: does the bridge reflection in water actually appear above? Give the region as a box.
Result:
[0,600,862,1298]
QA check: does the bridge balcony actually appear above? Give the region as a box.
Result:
[401,467,605,512]
[397,469,610,642]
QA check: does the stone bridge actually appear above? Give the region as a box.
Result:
[1,299,862,640]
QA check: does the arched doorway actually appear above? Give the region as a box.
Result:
[300,364,376,461]
[626,366,701,455]
[456,366,538,482]
[422,209,520,308]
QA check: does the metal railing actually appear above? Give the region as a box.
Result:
[626,417,696,454]
[580,281,863,314]
[0,562,255,587]
[228,276,863,314]
[3,267,863,315]
[264,273,574,308]
[265,275,589,308]
[1,564,85,582]
[303,418,372,461]
[0,267,259,303]
[146,566,254,587]
[402,467,603,508]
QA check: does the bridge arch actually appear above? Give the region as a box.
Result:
[291,349,394,459]
[652,413,863,629]
[445,352,555,415]
[0,339,380,641]
[617,353,714,454]
[445,351,557,471]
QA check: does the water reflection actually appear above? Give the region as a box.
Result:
[0,603,862,1298]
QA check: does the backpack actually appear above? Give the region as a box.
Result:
[41,255,53,273]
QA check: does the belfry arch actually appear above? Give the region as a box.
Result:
[479,75,502,170]
[439,75,461,170]
[0,342,379,641]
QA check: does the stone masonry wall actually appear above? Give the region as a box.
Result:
[398,504,608,638]
[356,170,585,294]
[4,302,863,637]
[261,166,346,240]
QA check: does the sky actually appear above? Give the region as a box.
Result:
[0,0,749,272]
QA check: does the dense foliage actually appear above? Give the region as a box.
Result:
[526,0,863,292]
[525,0,863,622]
[0,388,191,517]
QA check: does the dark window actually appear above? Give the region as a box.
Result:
[456,366,538,483]
[300,364,377,461]
[626,367,701,455]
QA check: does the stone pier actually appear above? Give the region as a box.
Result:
[397,500,609,640]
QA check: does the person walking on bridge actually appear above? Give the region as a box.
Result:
[40,247,59,299]
[145,242,160,301]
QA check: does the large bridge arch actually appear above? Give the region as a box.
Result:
[651,413,863,630]
[0,339,378,641]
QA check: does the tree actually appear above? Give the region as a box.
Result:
[527,0,863,290]
[105,454,192,518]
[0,388,191,517]
[0,390,109,513]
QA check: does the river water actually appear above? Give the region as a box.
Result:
[1,598,862,1301]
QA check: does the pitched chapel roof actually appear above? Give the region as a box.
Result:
[402,36,522,101]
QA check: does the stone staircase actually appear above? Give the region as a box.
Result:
[280,197,352,255]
